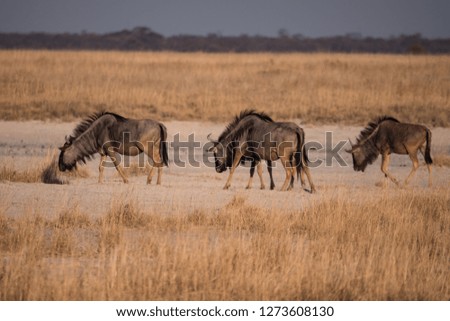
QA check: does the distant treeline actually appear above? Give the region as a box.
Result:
[1,27,450,53]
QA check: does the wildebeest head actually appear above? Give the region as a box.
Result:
[345,138,376,172]
[207,134,227,173]
[58,136,77,172]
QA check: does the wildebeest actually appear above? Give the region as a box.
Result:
[58,111,169,184]
[346,116,432,187]
[208,110,315,192]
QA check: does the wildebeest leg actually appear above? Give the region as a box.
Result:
[144,143,163,185]
[147,165,155,184]
[280,156,293,191]
[419,147,433,187]
[288,157,296,191]
[246,161,256,189]
[303,166,316,193]
[299,168,306,188]
[381,153,398,186]
[267,160,275,190]
[426,163,432,187]
[223,151,243,190]
[98,154,107,183]
[156,167,163,185]
[106,150,128,183]
[144,144,155,184]
[404,151,419,186]
[257,162,266,189]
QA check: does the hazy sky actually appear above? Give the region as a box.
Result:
[1,0,449,38]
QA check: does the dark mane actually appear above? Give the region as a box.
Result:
[218,109,273,142]
[356,115,399,145]
[70,111,126,141]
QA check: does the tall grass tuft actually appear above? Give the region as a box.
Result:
[0,150,89,184]
[41,153,66,184]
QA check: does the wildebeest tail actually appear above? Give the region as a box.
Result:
[159,123,169,166]
[295,129,308,181]
[425,128,432,164]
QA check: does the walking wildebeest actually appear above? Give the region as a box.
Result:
[346,116,432,187]
[58,111,169,184]
[208,110,315,192]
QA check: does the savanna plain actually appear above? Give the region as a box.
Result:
[0,51,449,300]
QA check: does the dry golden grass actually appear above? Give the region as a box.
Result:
[0,191,448,300]
[0,151,59,183]
[0,150,89,184]
[0,163,45,184]
[0,50,449,126]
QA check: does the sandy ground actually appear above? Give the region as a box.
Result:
[0,120,449,218]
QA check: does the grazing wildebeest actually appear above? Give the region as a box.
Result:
[346,116,432,187]
[58,111,169,184]
[208,110,315,192]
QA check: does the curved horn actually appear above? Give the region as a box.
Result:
[207,133,217,143]
[345,138,354,153]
